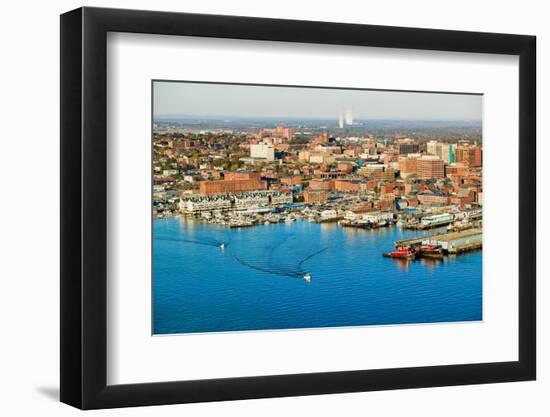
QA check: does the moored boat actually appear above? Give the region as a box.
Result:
[383,248,417,260]
[418,244,444,259]
[229,218,255,228]
[377,219,388,227]
[340,219,372,229]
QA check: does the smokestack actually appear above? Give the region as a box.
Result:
[345,108,353,126]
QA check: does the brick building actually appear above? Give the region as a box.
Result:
[333,180,363,192]
[223,171,261,181]
[303,190,329,203]
[199,178,267,195]
[398,154,421,178]
[417,156,445,179]
[280,176,303,186]
[308,179,334,191]
[445,162,467,177]
[358,164,395,180]
[417,193,450,205]
[455,145,482,167]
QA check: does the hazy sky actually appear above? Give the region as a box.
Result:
[153,81,482,121]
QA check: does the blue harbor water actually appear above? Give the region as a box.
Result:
[153,217,482,334]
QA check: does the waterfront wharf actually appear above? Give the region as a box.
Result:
[394,236,426,248]
[394,232,446,248]
[394,228,482,251]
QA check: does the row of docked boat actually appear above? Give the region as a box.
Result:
[229,218,256,228]
[382,244,444,260]
[339,218,391,229]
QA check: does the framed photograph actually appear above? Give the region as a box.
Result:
[60,7,536,409]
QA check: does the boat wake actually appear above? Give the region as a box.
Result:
[231,256,305,278]
[155,236,230,249]
[232,235,327,280]
[156,231,327,281]
[298,248,327,270]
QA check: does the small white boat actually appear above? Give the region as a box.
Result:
[220,243,225,250]
[303,273,312,283]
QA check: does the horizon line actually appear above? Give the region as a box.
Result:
[153,115,483,123]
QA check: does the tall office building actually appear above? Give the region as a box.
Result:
[440,143,457,163]
[274,125,295,140]
[397,139,420,155]
[398,153,421,178]
[456,145,482,167]
[250,143,275,161]
[427,140,442,157]
[417,155,445,179]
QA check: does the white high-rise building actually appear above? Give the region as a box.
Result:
[250,143,275,161]
[440,143,457,163]
[338,111,344,128]
[427,140,442,157]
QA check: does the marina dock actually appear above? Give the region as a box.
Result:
[387,228,482,260]
[421,228,482,253]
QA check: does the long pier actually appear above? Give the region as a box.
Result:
[394,228,482,254]
[394,231,447,249]
[394,236,425,248]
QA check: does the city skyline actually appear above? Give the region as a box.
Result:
[153,81,483,335]
[153,81,483,122]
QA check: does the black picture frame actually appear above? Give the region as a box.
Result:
[60,6,536,410]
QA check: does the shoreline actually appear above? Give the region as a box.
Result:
[154,215,482,262]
